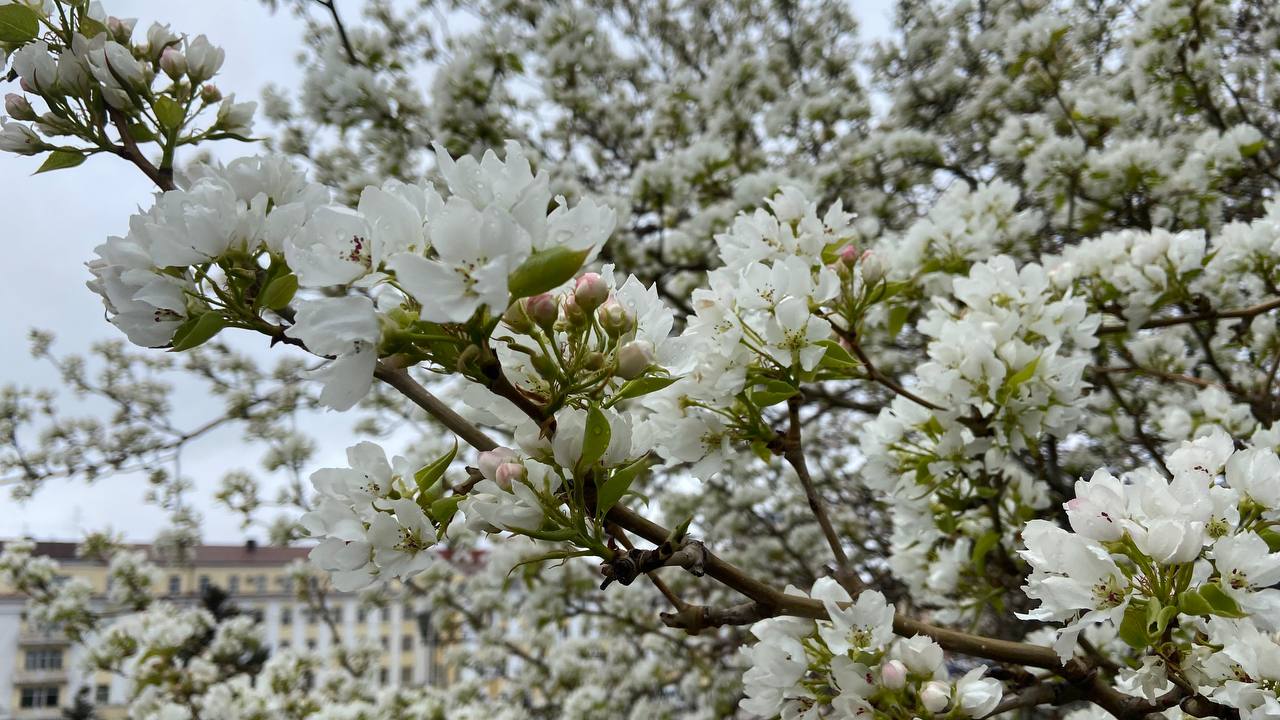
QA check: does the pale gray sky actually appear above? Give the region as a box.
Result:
[1,0,898,543]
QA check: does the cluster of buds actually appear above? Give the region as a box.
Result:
[832,243,887,286]
[0,4,252,171]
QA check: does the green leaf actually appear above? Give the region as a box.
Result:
[1177,589,1215,617]
[1117,601,1150,649]
[128,122,157,143]
[258,272,298,311]
[1199,582,1247,618]
[1259,528,1280,552]
[887,305,911,339]
[596,456,650,518]
[577,405,611,474]
[78,16,107,38]
[1144,598,1177,635]
[153,96,185,132]
[428,495,463,532]
[170,312,226,351]
[749,378,798,407]
[34,150,86,174]
[1006,356,1041,389]
[414,440,458,495]
[970,531,1001,577]
[816,339,859,370]
[507,246,591,299]
[612,375,679,402]
[0,4,39,43]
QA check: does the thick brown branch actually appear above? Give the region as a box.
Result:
[107,106,174,191]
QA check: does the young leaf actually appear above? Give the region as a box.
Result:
[1177,589,1215,617]
[887,305,911,339]
[414,440,458,495]
[576,405,611,473]
[170,312,226,351]
[258,273,299,310]
[750,378,798,407]
[507,246,591,299]
[1117,601,1150,649]
[1199,582,1247,618]
[970,531,1001,577]
[153,97,185,132]
[35,150,87,174]
[612,375,679,402]
[595,456,650,518]
[428,495,464,532]
[0,4,39,43]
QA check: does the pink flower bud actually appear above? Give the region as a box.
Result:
[597,298,634,337]
[860,250,887,285]
[477,447,519,480]
[573,272,609,311]
[838,243,860,266]
[160,47,187,80]
[199,83,222,104]
[561,293,589,327]
[615,340,654,380]
[494,462,526,491]
[4,94,35,121]
[921,681,951,713]
[879,660,907,690]
[523,293,559,330]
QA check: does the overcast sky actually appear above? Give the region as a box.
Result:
[1,0,897,544]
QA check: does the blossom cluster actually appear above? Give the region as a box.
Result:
[1020,429,1280,716]
[740,579,1002,719]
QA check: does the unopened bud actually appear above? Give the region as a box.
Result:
[523,293,558,331]
[921,681,951,713]
[615,340,654,380]
[859,250,886,285]
[502,301,533,333]
[494,462,526,491]
[597,298,634,337]
[106,16,135,43]
[838,243,860,266]
[199,83,222,104]
[879,660,907,690]
[573,272,609,311]
[477,448,519,480]
[4,94,35,121]
[583,351,606,372]
[160,47,187,80]
[561,293,588,327]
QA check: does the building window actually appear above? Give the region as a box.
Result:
[198,575,211,593]
[253,575,267,593]
[168,575,181,595]
[25,648,63,670]
[401,666,413,683]
[95,684,110,704]
[379,668,389,685]
[279,640,290,649]
[306,639,316,650]
[281,608,293,625]
[356,607,367,623]
[20,686,59,708]
[401,634,413,651]
[380,635,389,649]
[228,575,240,594]
[304,609,317,625]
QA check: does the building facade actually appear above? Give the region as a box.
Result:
[0,541,450,720]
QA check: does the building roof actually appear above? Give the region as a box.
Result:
[1,540,311,567]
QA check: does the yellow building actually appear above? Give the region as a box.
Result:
[0,540,449,720]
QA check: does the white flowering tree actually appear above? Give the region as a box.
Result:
[4,0,1280,719]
